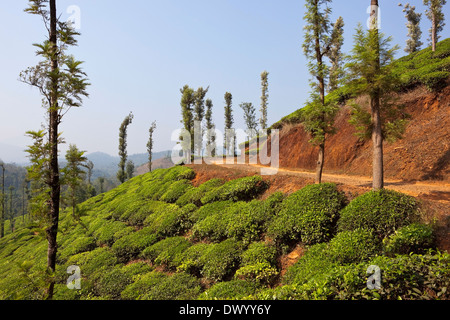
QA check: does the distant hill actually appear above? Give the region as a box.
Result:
[86,151,172,179]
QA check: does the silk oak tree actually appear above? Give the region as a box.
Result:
[117,112,134,183]
[147,121,157,172]
[346,2,408,190]
[302,0,344,184]
[423,0,447,51]
[399,3,423,53]
[20,0,89,299]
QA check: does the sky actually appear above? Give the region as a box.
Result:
[0,0,449,163]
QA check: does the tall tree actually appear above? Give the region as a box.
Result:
[240,102,258,139]
[180,85,195,159]
[328,16,345,92]
[117,112,134,183]
[204,99,216,157]
[85,160,94,185]
[346,20,406,190]
[147,121,157,172]
[399,3,423,53]
[193,87,209,156]
[0,161,5,238]
[61,144,87,219]
[20,0,89,299]
[260,71,269,130]
[423,0,447,51]
[302,0,344,184]
[126,160,135,180]
[224,92,235,156]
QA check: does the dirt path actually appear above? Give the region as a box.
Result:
[210,162,450,202]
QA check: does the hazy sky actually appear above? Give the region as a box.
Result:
[0,0,448,162]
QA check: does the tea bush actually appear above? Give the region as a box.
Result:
[201,176,267,204]
[200,239,244,281]
[235,242,279,284]
[160,179,192,203]
[176,178,225,207]
[141,272,202,300]
[338,189,419,239]
[268,183,347,246]
[141,236,192,270]
[199,279,260,300]
[111,227,159,262]
[383,223,435,255]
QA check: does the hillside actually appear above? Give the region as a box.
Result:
[0,166,448,300]
[265,39,450,182]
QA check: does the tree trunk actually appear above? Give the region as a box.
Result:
[370,0,384,190]
[371,95,384,190]
[46,0,60,300]
[315,143,325,184]
[432,12,437,52]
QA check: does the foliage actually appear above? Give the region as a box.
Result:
[337,189,419,239]
[200,239,243,281]
[111,227,159,262]
[267,183,346,245]
[141,237,192,270]
[201,176,267,204]
[117,112,134,184]
[383,223,435,255]
[200,280,260,300]
[235,242,279,284]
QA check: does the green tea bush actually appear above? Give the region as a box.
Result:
[143,203,193,237]
[176,178,225,207]
[235,242,279,284]
[228,192,284,243]
[111,227,159,262]
[190,200,234,223]
[160,179,192,203]
[268,183,347,246]
[121,261,153,279]
[66,247,117,276]
[93,220,129,246]
[96,265,132,299]
[141,237,192,270]
[383,223,435,255]
[201,176,267,204]
[121,271,168,300]
[58,236,96,262]
[175,243,211,276]
[199,279,260,300]
[142,272,202,300]
[200,239,244,281]
[191,202,246,242]
[338,189,419,239]
[328,229,381,264]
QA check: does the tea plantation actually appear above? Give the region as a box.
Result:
[0,166,448,300]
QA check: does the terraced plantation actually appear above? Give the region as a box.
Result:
[0,166,448,300]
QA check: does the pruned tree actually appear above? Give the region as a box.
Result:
[328,16,345,92]
[20,0,89,299]
[117,112,134,183]
[180,85,195,159]
[147,121,157,172]
[346,17,408,190]
[224,92,235,156]
[240,102,258,139]
[85,160,94,185]
[61,144,87,219]
[260,71,269,130]
[194,87,209,156]
[423,0,447,51]
[205,99,216,157]
[399,3,423,53]
[302,0,344,184]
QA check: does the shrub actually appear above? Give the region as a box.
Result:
[328,229,381,264]
[235,262,279,284]
[176,178,225,207]
[143,203,192,237]
[201,176,267,204]
[111,227,159,262]
[199,280,260,300]
[268,183,347,246]
[121,261,153,279]
[200,239,244,281]
[338,189,419,239]
[235,242,279,284]
[240,242,278,266]
[175,243,211,276]
[383,223,435,255]
[142,272,202,300]
[141,237,192,270]
[93,220,129,246]
[228,193,284,243]
[121,271,167,300]
[66,247,117,276]
[96,265,132,299]
[160,179,192,203]
[58,236,96,262]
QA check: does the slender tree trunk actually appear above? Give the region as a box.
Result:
[370,0,384,190]
[46,0,60,300]
[315,143,325,184]
[432,12,437,52]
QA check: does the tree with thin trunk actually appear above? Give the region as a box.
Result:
[194,87,209,156]
[61,144,87,220]
[117,112,134,183]
[240,102,258,139]
[180,85,195,159]
[147,121,157,172]
[85,160,94,185]
[205,99,216,157]
[399,3,423,53]
[98,177,105,194]
[20,0,89,299]
[224,92,235,157]
[346,3,407,191]
[423,0,447,52]
[302,0,344,184]
[126,160,135,180]
[260,71,269,130]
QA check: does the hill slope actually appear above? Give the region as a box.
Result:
[0,166,448,300]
